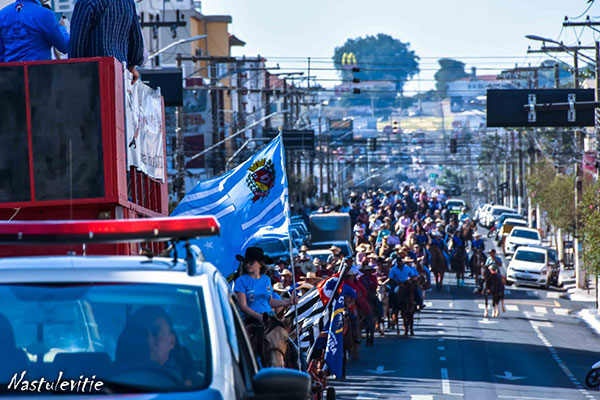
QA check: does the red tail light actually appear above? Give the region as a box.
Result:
[0,217,220,244]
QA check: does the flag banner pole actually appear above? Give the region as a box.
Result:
[278,127,303,371]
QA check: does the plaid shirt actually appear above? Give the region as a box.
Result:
[69,0,144,66]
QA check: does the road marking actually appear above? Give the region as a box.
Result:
[440,356,447,361]
[534,306,548,314]
[437,346,445,350]
[365,365,395,374]
[547,292,561,299]
[479,318,498,324]
[478,304,486,309]
[437,322,444,326]
[498,396,573,400]
[410,396,433,400]
[529,318,590,397]
[438,330,445,334]
[425,301,433,307]
[506,305,519,311]
[553,308,569,316]
[449,301,454,308]
[441,368,451,394]
[495,370,526,381]
[437,310,443,313]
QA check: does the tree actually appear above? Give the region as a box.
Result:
[332,34,419,113]
[434,58,469,99]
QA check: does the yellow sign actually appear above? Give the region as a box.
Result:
[341,52,357,67]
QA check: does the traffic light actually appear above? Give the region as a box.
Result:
[392,120,399,134]
[450,138,457,154]
[367,138,377,152]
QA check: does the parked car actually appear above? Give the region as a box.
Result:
[497,217,528,246]
[255,235,299,263]
[310,240,354,257]
[506,245,559,288]
[494,213,526,240]
[504,227,542,257]
[478,203,494,227]
[483,206,518,228]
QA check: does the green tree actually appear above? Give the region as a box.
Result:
[434,58,469,99]
[332,34,419,113]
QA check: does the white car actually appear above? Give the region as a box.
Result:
[484,206,518,228]
[477,204,494,227]
[506,246,559,288]
[446,199,466,215]
[0,218,311,399]
[504,227,542,257]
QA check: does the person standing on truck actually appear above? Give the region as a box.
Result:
[0,0,70,62]
[68,0,144,84]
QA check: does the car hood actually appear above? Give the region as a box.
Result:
[509,260,546,273]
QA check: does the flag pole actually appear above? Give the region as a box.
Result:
[280,127,303,371]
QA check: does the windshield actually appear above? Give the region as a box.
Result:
[446,200,464,208]
[492,208,515,216]
[514,250,546,263]
[0,283,209,394]
[512,230,540,240]
[499,214,522,224]
[258,239,287,254]
[310,243,350,256]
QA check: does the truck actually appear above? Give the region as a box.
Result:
[309,212,352,251]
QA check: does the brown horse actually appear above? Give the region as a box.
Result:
[395,280,417,336]
[470,249,486,289]
[247,315,290,367]
[429,245,447,290]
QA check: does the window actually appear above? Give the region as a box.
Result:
[512,230,540,240]
[0,283,210,393]
[514,250,545,263]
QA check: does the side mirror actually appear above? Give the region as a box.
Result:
[252,367,311,400]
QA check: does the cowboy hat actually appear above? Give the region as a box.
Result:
[356,243,371,252]
[402,256,415,263]
[329,246,342,253]
[297,282,314,291]
[235,246,272,265]
[280,269,292,277]
[313,258,325,265]
[300,259,316,274]
[273,282,288,293]
[424,217,433,224]
[474,232,481,237]
[303,272,323,282]
[300,245,309,252]
[431,230,442,237]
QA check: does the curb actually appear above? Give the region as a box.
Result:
[579,309,600,336]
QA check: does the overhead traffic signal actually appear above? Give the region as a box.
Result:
[392,120,399,134]
[450,138,457,154]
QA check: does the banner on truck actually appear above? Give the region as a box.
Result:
[125,73,165,182]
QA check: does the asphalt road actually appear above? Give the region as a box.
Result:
[331,232,600,400]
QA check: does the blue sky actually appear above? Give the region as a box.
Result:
[203,0,600,92]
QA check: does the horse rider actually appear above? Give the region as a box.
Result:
[485,249,506,312]
[233,247,298,351]
[384,257,426,311]
[469,231,485,270]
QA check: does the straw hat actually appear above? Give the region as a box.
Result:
[402,256,415,264]
[356,243,372,252]
[273,282,288,293]
[280,269,292,277]
[300,245,309,252]
[329,246,342,253]
[303,272,323,282]
[474,232,482,238]
[297,282,314,291]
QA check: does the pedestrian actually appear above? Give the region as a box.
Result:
[0,0,70,62]
[68,0,145,84]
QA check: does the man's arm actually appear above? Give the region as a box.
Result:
[68,1,94,58]
[126,6,145,68]
[39,10,69,54]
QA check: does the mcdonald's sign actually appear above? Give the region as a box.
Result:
[341,52,357,68]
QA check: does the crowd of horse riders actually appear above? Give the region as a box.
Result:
[232,186,506,371]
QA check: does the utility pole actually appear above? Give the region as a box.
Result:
[518,131,524,213]
[504,131,509,207]
[175,54,185,202]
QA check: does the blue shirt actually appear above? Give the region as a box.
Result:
[0,0,69,62]
[389,265,417,283]
[234,274,273,315]
[471,239,485,250]
[69,0,144,66]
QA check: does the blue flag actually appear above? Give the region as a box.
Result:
[171,135,289,278]
[324,294,345,379]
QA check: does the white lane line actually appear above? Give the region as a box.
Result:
[533,306,548,314]
[449,301,454,308]
[425,301,433,307]
[441,368,451,394]
[437,310,443,313]
[498,396,573,400]
[437,346,445,350]
[438,330,445,334]
[411,396,433,400]
[553,308,569,316]
[529,319,589,396]
[437,322,444,326]
[547,292,561,299]
[506,305,519,311]
[478,304,486,309]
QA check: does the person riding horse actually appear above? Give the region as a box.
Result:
[233,247,298,364]
[485,249,506,313]
[469,232,486,289]
[383,257,426,311]
[449,230,468,287]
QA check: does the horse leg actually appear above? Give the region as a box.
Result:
[440,271,445,287]
[410,310,415,336]
[484,293,489,317]
[402,311,408,336]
